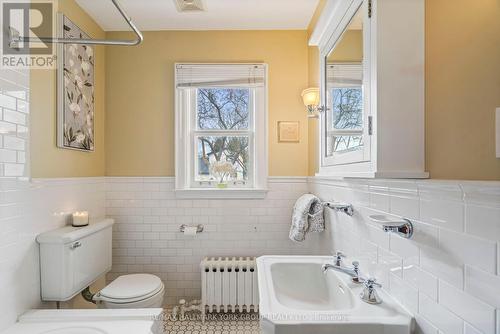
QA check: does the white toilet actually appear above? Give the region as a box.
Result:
[36,219,164,309]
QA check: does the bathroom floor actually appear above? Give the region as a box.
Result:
[163,312,260,334]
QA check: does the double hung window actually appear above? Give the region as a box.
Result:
[175,64,267,198]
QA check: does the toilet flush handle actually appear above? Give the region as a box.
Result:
[70,241,82,250]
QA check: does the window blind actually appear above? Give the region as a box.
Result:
[327,63,363,86]
[175,64,266,88]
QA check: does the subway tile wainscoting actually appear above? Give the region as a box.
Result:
[105,176,500,333]
[309,178,500,334]
[0,178,105,331]
[104,177,317,305]
[2,175,499,333]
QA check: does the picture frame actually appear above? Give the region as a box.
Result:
[57,13,95,152]
[278,121,300,143]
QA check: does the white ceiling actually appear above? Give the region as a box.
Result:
[75,0,321,31]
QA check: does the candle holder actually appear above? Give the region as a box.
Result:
[72,211,89,227]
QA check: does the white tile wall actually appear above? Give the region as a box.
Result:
[105,177,318,305]
[309,178,500,334]
[2,174,498,334]
[0,178,105,331]
[0,67,29,178]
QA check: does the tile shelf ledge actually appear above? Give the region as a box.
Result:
[174,188,268,199]
[314,171,430,179]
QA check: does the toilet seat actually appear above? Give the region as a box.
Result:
[94,274,164,304]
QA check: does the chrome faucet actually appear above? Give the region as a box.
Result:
[322,260,363,284]
[323,258,383,304]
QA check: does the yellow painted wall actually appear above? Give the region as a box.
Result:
[425,0,500,180]
[29,0,499,180]
[105,30,310,176]
[327,30,363,62]
[30,0,106,178]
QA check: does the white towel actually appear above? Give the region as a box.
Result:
[289,194,325,242]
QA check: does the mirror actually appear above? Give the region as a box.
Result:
[324,5,364,158]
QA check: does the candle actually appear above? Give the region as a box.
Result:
[72,211,89,227]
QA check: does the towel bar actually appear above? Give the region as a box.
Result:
[322,202,354,216]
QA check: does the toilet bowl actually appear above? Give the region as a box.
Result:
[94,274,165,309]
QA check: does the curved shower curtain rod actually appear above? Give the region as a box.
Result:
[9,0,143,48]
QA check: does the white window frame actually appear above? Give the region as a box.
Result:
[175,63,268,199]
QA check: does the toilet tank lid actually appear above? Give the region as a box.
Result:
[36,219,114,244]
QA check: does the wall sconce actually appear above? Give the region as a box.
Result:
[301,87,320,118]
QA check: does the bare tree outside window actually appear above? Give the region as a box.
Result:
[198,89,249,130]
[196,88,250,183]
[330,87,363,153]
[332,87,362,130]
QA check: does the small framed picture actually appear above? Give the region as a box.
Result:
[278,121,300,143]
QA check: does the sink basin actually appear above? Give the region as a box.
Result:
[257,256,414,334]
[271,262,354,311]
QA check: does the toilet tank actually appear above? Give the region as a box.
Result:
[36,219,114,301]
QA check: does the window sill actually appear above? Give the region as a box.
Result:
[175,188,268,199]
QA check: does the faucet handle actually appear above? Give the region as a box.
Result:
[351,261,364,284]
[360,278,382,304]
[334,251,346,266]
[364,278,382,288]
[335,251,346,259]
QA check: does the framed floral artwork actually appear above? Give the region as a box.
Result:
[57,13,94,151]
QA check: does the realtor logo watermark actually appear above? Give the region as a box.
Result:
[1,1,56,69]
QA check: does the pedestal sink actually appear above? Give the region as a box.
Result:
[256,256,414,334]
